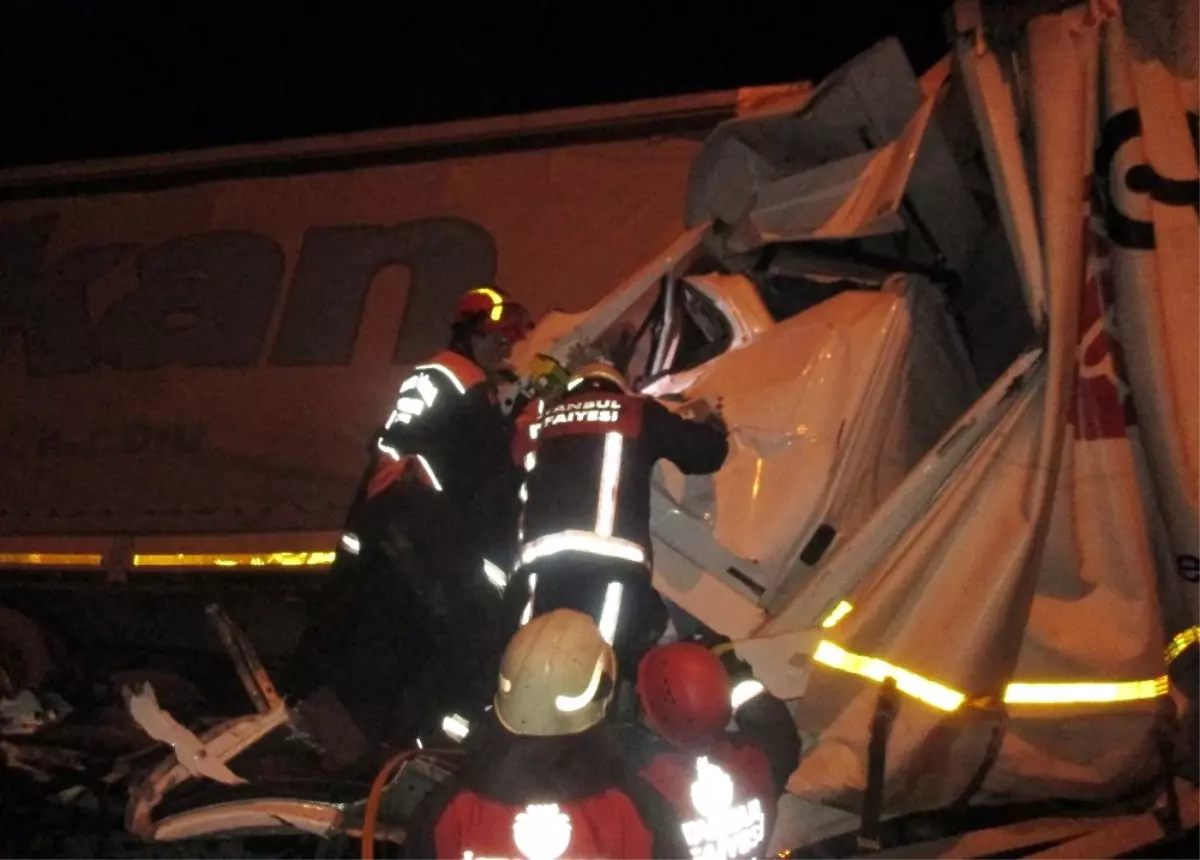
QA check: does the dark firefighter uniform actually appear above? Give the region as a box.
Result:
[406,609,691,859]
[508,363,728,677]
[294,288,527,749]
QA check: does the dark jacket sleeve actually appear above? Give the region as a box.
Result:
[403,773,463,859]
[734,693,802,799]
[620,773,693,859]
[644,398,729,476]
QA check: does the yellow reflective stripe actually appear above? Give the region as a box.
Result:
[469,286,506,322]
[814,639,1170,711]
[1003,677,1169,705]
[813,640,966,712]
[821,600,854,629]
[1166,627,1199,662]
[0,553,104,567]
[132,552,336,568]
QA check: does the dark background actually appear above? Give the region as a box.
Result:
[0,0,952,169]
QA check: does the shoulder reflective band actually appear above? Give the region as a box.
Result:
[395,397,426,418]
[731,679,765,709]
[386,371,443,428]
[555,653,606,712]
[415,362,468,395]
[597,581,624,645]
[519,530,646,567]
[402,372,440,407]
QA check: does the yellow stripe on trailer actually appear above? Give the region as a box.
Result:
[132,551,336,568]
[0,552,105,567]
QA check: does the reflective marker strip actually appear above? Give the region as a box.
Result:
[555,654,606,712]
[402,373,439,407]
[132,552,337,568]
[483,558,507,589]
[1167,626,1199,662]
[395,397,426,417]
[1003,677,1170,705]
[340,533,362,555]
[520,573,538,626]
[416,455,443,491]
[821,600,854,629]
[519,530,646,567]
[415,363,467,395]
[442,713,470,740]
[730,679,765,709]
[813,641,966,712]
[595,432,623,538]
[597,581,624,644]
[470,286,506,322]
[377,439,402,460]
[815,640,1170,711]
[0,553,104,567]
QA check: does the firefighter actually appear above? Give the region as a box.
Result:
[506,362,728,689]
[294,285,531,750]
[405,608,691,859]
[630,642,800,859]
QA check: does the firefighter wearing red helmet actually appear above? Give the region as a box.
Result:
[405,609,691,859]
[294,286,532,752]
[629,642,799,860]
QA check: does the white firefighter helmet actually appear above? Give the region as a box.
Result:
[494,608,617,736]
[566,361,630,394]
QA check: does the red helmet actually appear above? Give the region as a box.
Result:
[453,286,530,343]
[637,642,732,751]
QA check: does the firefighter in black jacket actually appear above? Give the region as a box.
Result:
[507,361,729,686]
[295,286,530,750]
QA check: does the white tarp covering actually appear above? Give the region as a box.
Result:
[759,0,1198,822]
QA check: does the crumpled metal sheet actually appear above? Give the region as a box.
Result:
[125,683,244,786]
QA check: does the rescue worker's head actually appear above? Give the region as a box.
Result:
[637,642,733,752]
[565,361,630,396]
[450,286,531,375]
[494,608,617,737]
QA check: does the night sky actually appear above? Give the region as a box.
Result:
[1,0,952,169]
